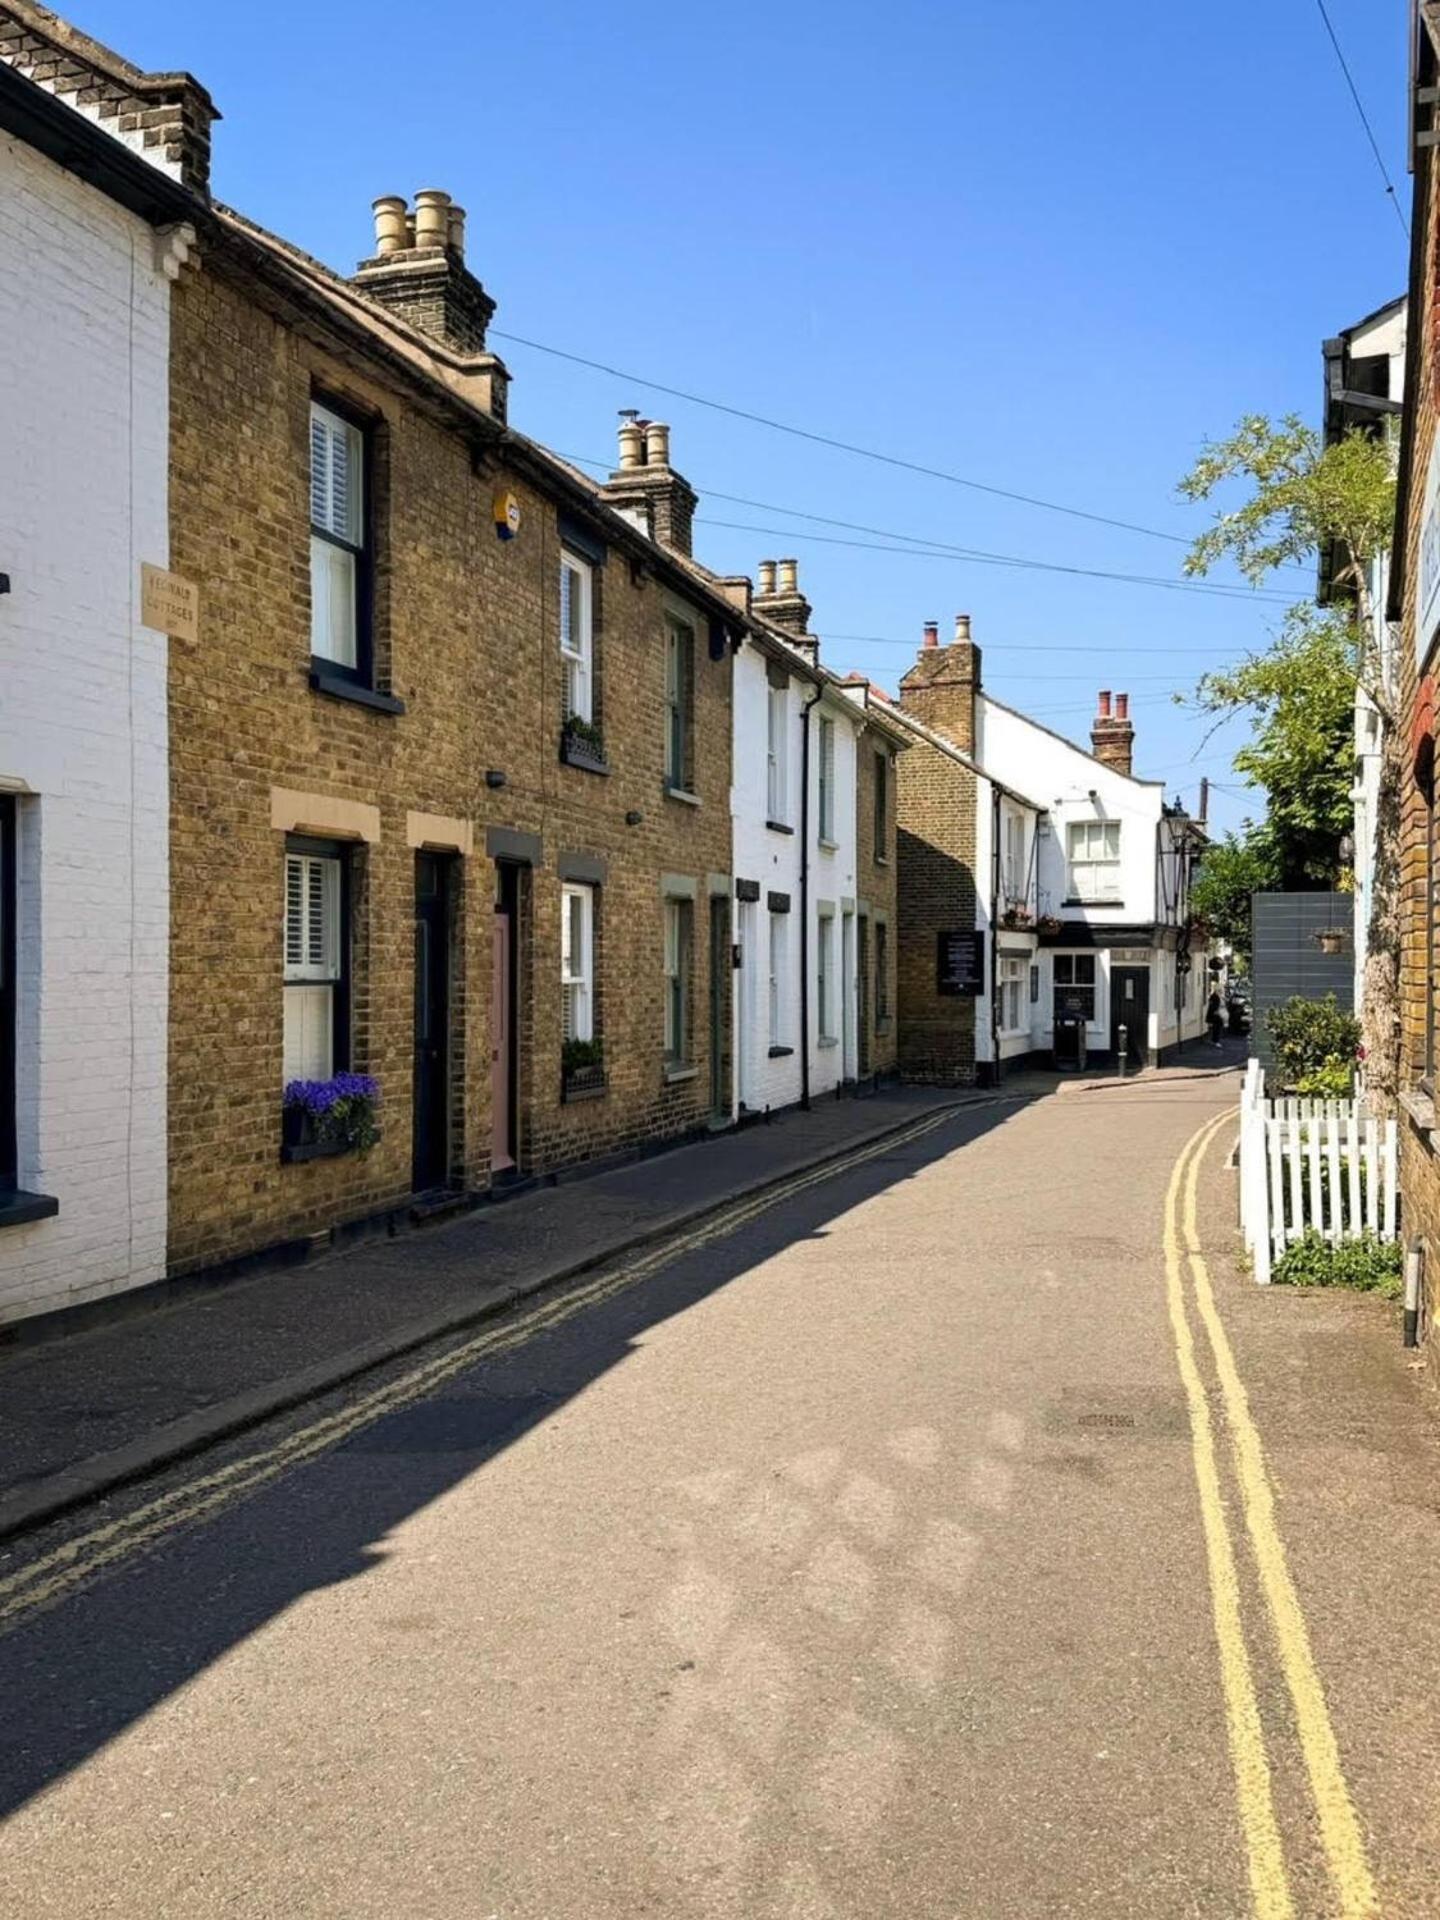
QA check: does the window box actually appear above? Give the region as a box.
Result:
[282,1073,380,1162]
[1000,905,1034,931]
[561,1037,605,1102]
[1036,913,1064,937]
[560,718,608,774]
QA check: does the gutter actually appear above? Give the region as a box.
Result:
[799,684,824,1110]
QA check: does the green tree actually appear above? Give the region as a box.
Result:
[1178,413,1399,1108]
[1190,827,1281,966]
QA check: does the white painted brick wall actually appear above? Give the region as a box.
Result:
[0,132,170,1322]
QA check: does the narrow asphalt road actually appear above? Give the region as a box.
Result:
[4,1058,1440,1917]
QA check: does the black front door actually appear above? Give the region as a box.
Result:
[709,896,730,1120]
[413,852,453,1191]
[1111,965,1149,1067]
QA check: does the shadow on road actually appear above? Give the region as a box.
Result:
[0,1096,1033,1818]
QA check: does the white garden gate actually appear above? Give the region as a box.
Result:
[1237,1058,1397,1286]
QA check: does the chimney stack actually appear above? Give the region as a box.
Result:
[753,555,818,661]
[353,192,510,420]
[899,612,982,751]
[601,416,699,554]
[1091,688,1135,777]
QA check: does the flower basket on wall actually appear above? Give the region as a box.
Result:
[282,1073,381,1161]
[561,1038,606,1102]
[1035,913,1063,937]
[1000,905,1034,931]
[560,716,608,774]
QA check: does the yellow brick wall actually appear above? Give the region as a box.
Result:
[854,724,900,1078]
[167,252,732,1275]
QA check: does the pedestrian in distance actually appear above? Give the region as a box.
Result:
[1206,988,1225,1050]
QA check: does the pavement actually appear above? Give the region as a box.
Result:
[8,1040,1440,1913]
[0,1083,1022,1542]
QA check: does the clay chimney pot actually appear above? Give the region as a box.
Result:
[372,195,409,256]
[923,621,939,650]
[413,188,452,250]
[446,204,467,255]
[954,612,972,644]
[1116,692,1129,720]
[644,421,671,468]
[778,558,799,595]
[757,560,777,595]
[616,415,644,470]
[1098,690,1112,718]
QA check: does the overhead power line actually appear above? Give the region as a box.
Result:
[696,516,1294,605]
[1314,0,1409,238]
[495,327,1207,548]
[821,632,1228,655]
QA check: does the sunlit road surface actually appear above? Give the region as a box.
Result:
[4,1061,1439,1917]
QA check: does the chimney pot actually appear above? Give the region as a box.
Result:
[644,421,671,467]
[778,558,799,595]
[1098,690,1112,718]
[413,188,452,250]
[757,559,777,595]
[954,612,972,644]
[372,195,409,256]
[616,415,644,470]
[922,621,939,650]
[1115,692,1129,720]
[446,203,467,255]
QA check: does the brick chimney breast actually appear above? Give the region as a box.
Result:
[352,191,510,420]
[898,615,982,752]
[600,416,698,556]
[1090,688,1135,776]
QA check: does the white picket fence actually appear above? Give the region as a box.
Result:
[1238,1058,1397,1285]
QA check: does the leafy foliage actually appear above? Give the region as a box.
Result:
[1190,829,1281,964]
[1293,1055,1355,1099]
[1266,994,1360,1088]
[561,1037,604,1073]
[1272,1229,1402,1298]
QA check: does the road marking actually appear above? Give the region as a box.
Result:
[1164,1110,1294,1920]
[0,1104,972,1632]
[1184,1123,1380,1919]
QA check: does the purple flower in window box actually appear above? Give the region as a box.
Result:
[283,1073,380,1155]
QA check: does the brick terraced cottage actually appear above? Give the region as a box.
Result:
[0,14,209,1325]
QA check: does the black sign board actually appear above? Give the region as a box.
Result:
[937,929,985,997]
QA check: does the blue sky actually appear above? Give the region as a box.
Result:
[81,1,1410,835]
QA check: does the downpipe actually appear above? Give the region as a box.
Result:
[1404,1236,1424,1350]
[798,684,823,1112]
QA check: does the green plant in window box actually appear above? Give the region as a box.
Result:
[562,715,606,755]
[562,1038,603,1073]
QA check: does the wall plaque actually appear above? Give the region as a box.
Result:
[937,929,984,997]
[141,564,198,642]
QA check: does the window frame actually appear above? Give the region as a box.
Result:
[283,837,351,1087]
[0,796,15,1191]
[560,547,595,725]
[818,715,836,843]
[1000,955,1027,1036]
[767,683,789,825]
[663,896,693,1064]
[817,909,837,1042]
[874,918,890,1024]
[768,911,785,1049]
[1066,819,1122,904]
[308,395,373,687]
[664,616,694,792]
[561,881,596,1044]
[1052,951,1097,1023]
[873,750,889,862]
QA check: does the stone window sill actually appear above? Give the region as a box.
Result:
[768,1044,795,1058]
[1401,1087,1435,1142]
[309,663,406,715]
[874,854,890,867]
[817,1035,839,1050]
[665,786,702,807]
[0,1189,59,1230]
[818,837,839,853]
[281,1137,359,1165]
[664,1062,699,1084]
[562,1078,608,1104]
[766,819,795,836]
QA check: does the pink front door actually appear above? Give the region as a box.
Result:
[491,911,514,1172]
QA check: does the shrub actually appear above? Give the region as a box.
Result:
[1293,1054,1354,1099]
[1272,1230,1402,1298]
[1267,994,1360,1088]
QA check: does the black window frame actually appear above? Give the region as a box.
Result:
[875,918,890,1023]
[664,615,695,793]
[0,795,15,1192]
[283,834,354,1086]
[874,750,889,862]
[308,390,377,697]
[1053,951,1097,1022]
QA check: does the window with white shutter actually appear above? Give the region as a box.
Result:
[818,717,835,842]
[767,685,788,824]
[309,401,367,674]
[663,898,691,1062]
[283,848,346,1084]
[560,883,594,1043]
[560,551,593,723]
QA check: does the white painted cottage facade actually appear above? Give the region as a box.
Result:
[0,48,202,1321]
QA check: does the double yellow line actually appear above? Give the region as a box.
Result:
[0,1104,967,1634]
[1168,1112,1379,1919]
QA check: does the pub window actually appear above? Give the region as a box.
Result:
[1052,952,1096,1022]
